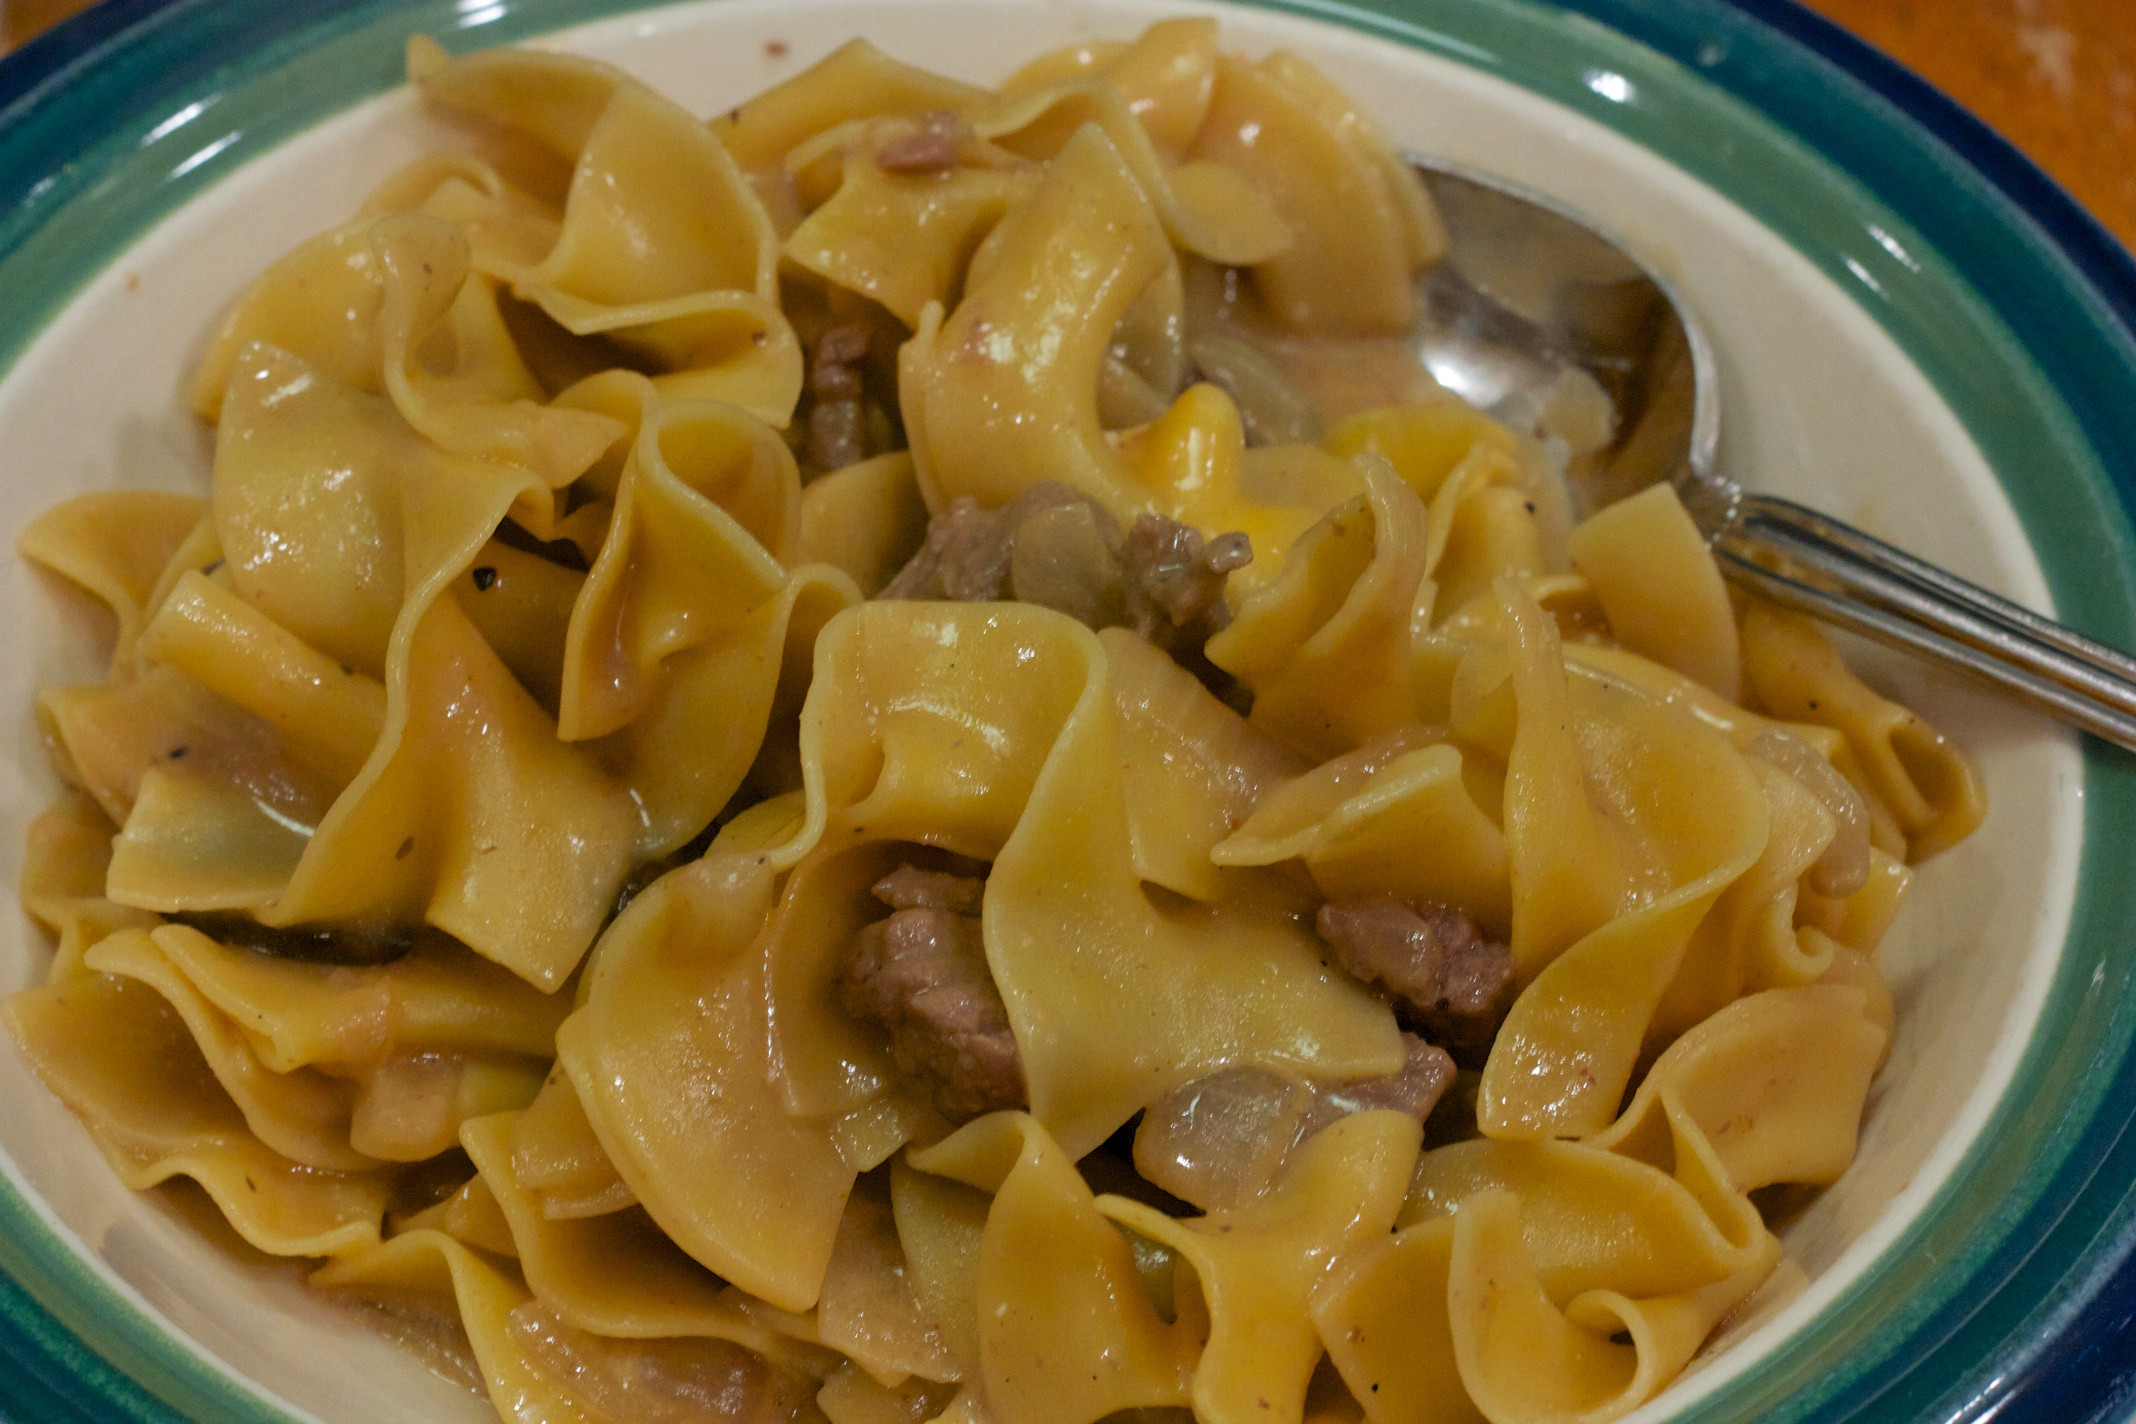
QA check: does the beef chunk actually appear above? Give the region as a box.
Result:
[1315,897,1514,1065]
[879,483,1087,604]
[807,323,872,473]
[1303,1033,1456,1134]
[836,875,1024,1123]
[1120,516,1252,642]
[880,482,1252,654]
[871,864,985,915]
[876,110,966,173]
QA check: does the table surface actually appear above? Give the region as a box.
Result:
[1802,0,2136,248]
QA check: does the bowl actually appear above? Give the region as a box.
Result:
[2,0,2134,1421]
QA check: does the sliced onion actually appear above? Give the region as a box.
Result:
[1747,727,1872,897]
[1189,334,1323,446]
[509,1300,797,1424]
[1133,1066,1316,1212]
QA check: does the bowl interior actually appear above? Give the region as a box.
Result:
[0,1,2091,1421]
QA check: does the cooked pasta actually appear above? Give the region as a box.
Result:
[9,21,1985,1424]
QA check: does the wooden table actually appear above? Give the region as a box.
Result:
[4,0,2133,249]
[1803,0,2136,248]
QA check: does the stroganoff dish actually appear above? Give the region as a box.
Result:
[9,20,1987,1424]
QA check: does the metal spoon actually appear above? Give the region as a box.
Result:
[1408,155,2136,753]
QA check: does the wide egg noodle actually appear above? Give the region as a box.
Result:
[210,340,430,677]
[1441,1189,1780,1424]
[1323,401,1526,509]
[136,570,388,789]
[281,576,632,992]
[790,604,1091,860]
[1333,981,1885,1424]
[81,927,372,1171]
[1101,626,1307,902]
[1112,384,1335,591]
[54,662,338,913]
[511,1066,638,1218]
[1098,1110,1420,1424]
[1563,484,1741,702]
[73,914,561,1173]
[415,41,805,425]
[784,143,1039,331]
[1100,251,1189,428]
[449,538,585,715]
[1588,982,1890,1195]
[370,214,625,488]
[795,603,1403,1158]
[818,1361,960,1424]
[1214,726,1512,939]
[459,1109,821,1363]
[1254,50,1446,265]
[888,1159,990,1379]
[1321,403,1567,722]
[711,40,990,174]
[1739,600,1985,861]
[1411,439,1550,633]
[312,1229,597,1424]
[798,452,931,597]
[4,25,1996,1424]
[19,793,158,984]
[556,852,857,1313]
[5,968,390,1256]
[967,75,1290,267]
[1004,18,1218,161]
[1798,846,1914,954]
[350,1051,546,1163]
[1308,1218,1480,1424]
[550,369,857,856]
[816,1177,962,1386]
[1648,756,1838,1041]
[899,124,1174,516]
[905,1112,1199,1424]
[1205,458,1432,759]
[1476,588,1769,1139]
[396,1169,519,1254]
[1190,54,1437,335]
[763,843,909,1123]
[1557,641,1912,859]
[176,339,639,987]
[16,492,209,677]
[149,921,569,1072]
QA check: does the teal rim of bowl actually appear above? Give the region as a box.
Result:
[3,1,2135,1421]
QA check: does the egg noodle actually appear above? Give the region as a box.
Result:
[8,22,1985,1424]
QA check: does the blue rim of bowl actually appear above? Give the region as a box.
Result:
[2,0,2135,1421]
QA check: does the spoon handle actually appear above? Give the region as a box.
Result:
[1715,494,2136,753]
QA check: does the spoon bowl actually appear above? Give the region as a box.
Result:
[1410,155,2136,751]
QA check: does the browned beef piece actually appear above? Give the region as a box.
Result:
[1315,897,1514,1066]
[836,888,1025,1123]
[879,483,1093,603]
[1305,1033,1457,1133]
[876,110,965,173]
[871,864,985,915]
[808,323,871,473]
[880,484,1253,654]
[1120,516,1252,641]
